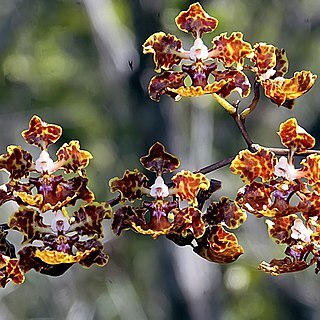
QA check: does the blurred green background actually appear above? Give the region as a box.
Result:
[0,0,320,319]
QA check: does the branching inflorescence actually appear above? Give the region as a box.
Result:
[0,3,318,288]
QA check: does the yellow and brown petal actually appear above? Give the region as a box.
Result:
[34,248,96,265]
[72,202,112,238]
[230,148,276,184]
[172,207,205,239]
[265,214,298,244]
[171,170,209,205]
[258,257,310,276]
[56,140,92,173]
[0,255,25,287]
[206,197,247,229]
[236,181,300,218]
[22,115,62,149]
[175,2,218,38]
[252,43,277,79]
[143,32,184,72]
[278,118,315,153]
[109,169,149,203]
[0,145,33,180]
[9,207,49,244]
[140,142,180,174]
[301,154,320,189]
[148,71,187,102]
[112,206,147,236]
[273,47,289,78]
[262,71,317,107]
[211,32,253,69]
[214,70,251,98]
[169,80,228,98]
[194,225,244,263]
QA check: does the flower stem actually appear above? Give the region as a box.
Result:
[212,93,236,114]
[240,81,260,118]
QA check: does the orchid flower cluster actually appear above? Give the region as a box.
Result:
[141,2,320,276]
[109,142,246,264]
[0,115,111,287]
[0,2,319,289]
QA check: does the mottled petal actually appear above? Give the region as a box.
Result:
[274,47,288,78]
[148,71,187,102]
[29,174,95,211]
[56,140,92,173]
[258,257,310,275]
[109,169,149,202]
[236,181,300,218]
[278,118,315,153]
[205,197,247,229]
[211,32,253,69]
[171,170,209,205]
[194,225,244,263]
[9,207,49,244]
[262,71,317,107]
[172,207,205,238]
[230,148,276,183]
[140,142,180,174]
[112,206,147,236]
[143,32,184,72]
[214,70,251,98]
[0,255,25,287]
[34,248,96,264]
[18,246,72,276]
[0,146,33,180]
[22,115,62,149]
[252,43,276,79]
[175,2,218,38]
[72,202,112,238]
[75,239,109,268]
[301,154,320,192]
[265,215,298,244]
[170,80,228,97]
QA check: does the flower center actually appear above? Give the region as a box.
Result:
[189,38,209,61]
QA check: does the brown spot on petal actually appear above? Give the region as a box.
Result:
[212,32,253,68]
[258,257,310,276]
[278,118,315,153]
[230,148,276,183]
[172,170,209,205]
[143,32,183,72]
[175,3,218,38]
[0,146,33,180]
[109,169,149,202]
[194,225,244,263]
[262,71,317,107]
[56,140,92,173]
[22,115,62,149]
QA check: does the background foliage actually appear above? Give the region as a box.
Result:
[0,0,320,319]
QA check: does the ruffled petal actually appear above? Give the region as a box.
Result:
[56,140,92,173]
[143,32,184,72]
[148,71,187,102]
[211,32,253,69]
[22,115,62,149]
[278,118,315,153]
[0,146,33,180]
[109,169,149,202]
[230,148,276,183]
[140,142,180,174]
[175,2,218,38]
[194,225,244,263]
[171,170,209,205]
